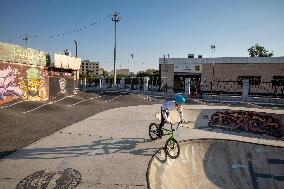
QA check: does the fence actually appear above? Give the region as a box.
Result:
[80,76,160,91]
[202,79,284,98]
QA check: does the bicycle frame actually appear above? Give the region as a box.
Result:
[161,123,179,140]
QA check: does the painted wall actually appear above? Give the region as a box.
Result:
[0,61,49,105]
[195,109,284,139]
[53,53,81,70]
[48,70,75,101]
[0,42,48,66]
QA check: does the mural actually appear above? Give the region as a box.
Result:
[208,110,284,138]
[0,42,47,66]
[0,66,22,100]
[16,168,81,189]
[18,68,48,101]
[59,78,67,94]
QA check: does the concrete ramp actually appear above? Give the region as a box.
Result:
[156,108,284,139]
[147,139,284,189]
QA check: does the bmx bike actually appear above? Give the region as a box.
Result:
[149,122,181,159]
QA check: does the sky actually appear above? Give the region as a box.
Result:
[1,0,284,73]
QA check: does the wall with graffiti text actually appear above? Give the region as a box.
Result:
[195,109,284,139]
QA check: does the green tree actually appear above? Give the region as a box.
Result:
[248,44,273,57]
[86,71,95,82]
[102,70,109,78]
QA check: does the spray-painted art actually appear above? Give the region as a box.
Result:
[208,110,284,138]
[18,67,48,101]
[0,63,49,104]
[0,66,22,100]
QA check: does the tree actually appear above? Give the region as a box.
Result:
[102,70,109,78]
[248,44,273,57]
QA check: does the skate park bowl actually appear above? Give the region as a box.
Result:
[147,139,284,189]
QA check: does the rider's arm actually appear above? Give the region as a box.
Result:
[162,110,170,123]
[177,105,184,120]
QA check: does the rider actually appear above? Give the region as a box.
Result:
[159,95,186,133]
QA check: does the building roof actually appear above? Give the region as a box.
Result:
[159,57,284,64]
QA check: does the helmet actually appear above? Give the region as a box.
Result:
[175,95,185,105]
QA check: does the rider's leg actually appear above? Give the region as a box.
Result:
[160,109,169,137]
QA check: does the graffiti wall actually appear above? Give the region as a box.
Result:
[48,69,76,100]
[195,109,284,139]
[0,61,48,105]
[0,42,48,66]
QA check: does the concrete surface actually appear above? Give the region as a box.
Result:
[0,102,283,189]
[147,139,284,189]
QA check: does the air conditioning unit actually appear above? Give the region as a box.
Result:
[188,54,194,58]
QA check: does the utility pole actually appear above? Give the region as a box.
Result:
[210,45,216,94]
[130,53,134,74]
[210,45,216,77]
[23,34,30,47]
[111,12,121,87]
[74,40,78,58]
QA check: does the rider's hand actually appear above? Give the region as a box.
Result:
[179,119,185,124]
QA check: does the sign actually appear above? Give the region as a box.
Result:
[174,63,202,73]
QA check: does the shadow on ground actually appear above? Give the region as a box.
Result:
[4,138,159,160]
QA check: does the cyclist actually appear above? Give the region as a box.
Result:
[159,95,186,135]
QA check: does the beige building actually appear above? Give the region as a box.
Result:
[80,60,99,75]
[159,56,284,96]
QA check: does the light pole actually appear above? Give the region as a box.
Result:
[210,45,216,93]
[210,45,215,77]
[111,12,121,87]
[74,40,78,58]
[23,34,30,47]
[130,53,134,74]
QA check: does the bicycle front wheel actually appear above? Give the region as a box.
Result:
[165,138,180,159]
[149,123,160,140]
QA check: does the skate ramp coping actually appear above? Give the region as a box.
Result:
[147,139,284,189]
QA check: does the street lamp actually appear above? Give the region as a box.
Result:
[111,12,121,87]
[74,40,78,58]
[23,34,30,47]
[210,45,216,94]
[210,45,215,77]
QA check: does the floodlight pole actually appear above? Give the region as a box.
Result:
[74,40,78,58]
[211,45,215,77]
[23,34,30,47]
[112,12,121,87]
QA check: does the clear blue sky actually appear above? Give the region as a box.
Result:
[1,0,284,73]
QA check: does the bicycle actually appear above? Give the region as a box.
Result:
[149,122,182,159]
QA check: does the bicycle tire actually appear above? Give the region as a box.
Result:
[165,138,180,159]
[149,123,160,140]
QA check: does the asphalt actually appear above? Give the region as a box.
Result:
[0,90,283,189]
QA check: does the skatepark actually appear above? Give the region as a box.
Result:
[0,91,283,188]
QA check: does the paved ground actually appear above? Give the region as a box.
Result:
[148,139,284,189]
[0,90,283,188]
[0,90,156,159]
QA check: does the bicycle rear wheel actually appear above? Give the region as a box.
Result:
[165,138,180,159]
[149,123,160,140]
